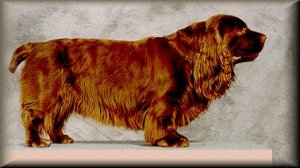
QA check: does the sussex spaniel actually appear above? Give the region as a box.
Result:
[9,14,266,147]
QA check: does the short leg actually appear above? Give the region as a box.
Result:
[43,101,74,144]
[21,109,52,148]
[143,99,189,147]
[48,120,74,144]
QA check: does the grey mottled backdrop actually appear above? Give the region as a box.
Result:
[0,0,298,166]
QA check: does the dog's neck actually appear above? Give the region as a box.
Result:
[166,32,197,64]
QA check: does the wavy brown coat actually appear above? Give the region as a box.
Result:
[9,14,266,147]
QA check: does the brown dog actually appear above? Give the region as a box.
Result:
[9,14,266,147]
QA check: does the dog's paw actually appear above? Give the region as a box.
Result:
[60,135,74,144]
[154,133,189,147]
[27,138,52,148]
[53,135,74,144]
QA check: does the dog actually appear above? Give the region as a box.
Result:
[9,14,266,147]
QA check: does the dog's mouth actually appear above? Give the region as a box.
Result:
[232,40,266,64]
[233,51,260,64]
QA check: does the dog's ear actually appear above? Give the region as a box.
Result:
[193,53,221,100]
[192,51,233,100]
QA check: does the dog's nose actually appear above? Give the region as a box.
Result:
[260,34,267,43]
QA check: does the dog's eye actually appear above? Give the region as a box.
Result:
[236,28,247,36]
[218,17,247,37]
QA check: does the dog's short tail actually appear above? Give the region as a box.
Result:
[9,42,37,73]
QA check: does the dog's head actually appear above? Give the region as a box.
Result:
[206,14,267,64]
[168,14,267,99]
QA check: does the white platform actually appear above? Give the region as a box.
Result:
[4,140,272,166]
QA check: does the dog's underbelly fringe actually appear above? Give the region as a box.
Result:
[68,82,146,130]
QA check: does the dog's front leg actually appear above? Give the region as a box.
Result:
[143,97,189,147]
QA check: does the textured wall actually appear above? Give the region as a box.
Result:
[1,0,298,165]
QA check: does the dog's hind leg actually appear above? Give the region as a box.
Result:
[21,107,52,147]
[47,117,74,144]
[143,97,189,147]
[44,96,74,144]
